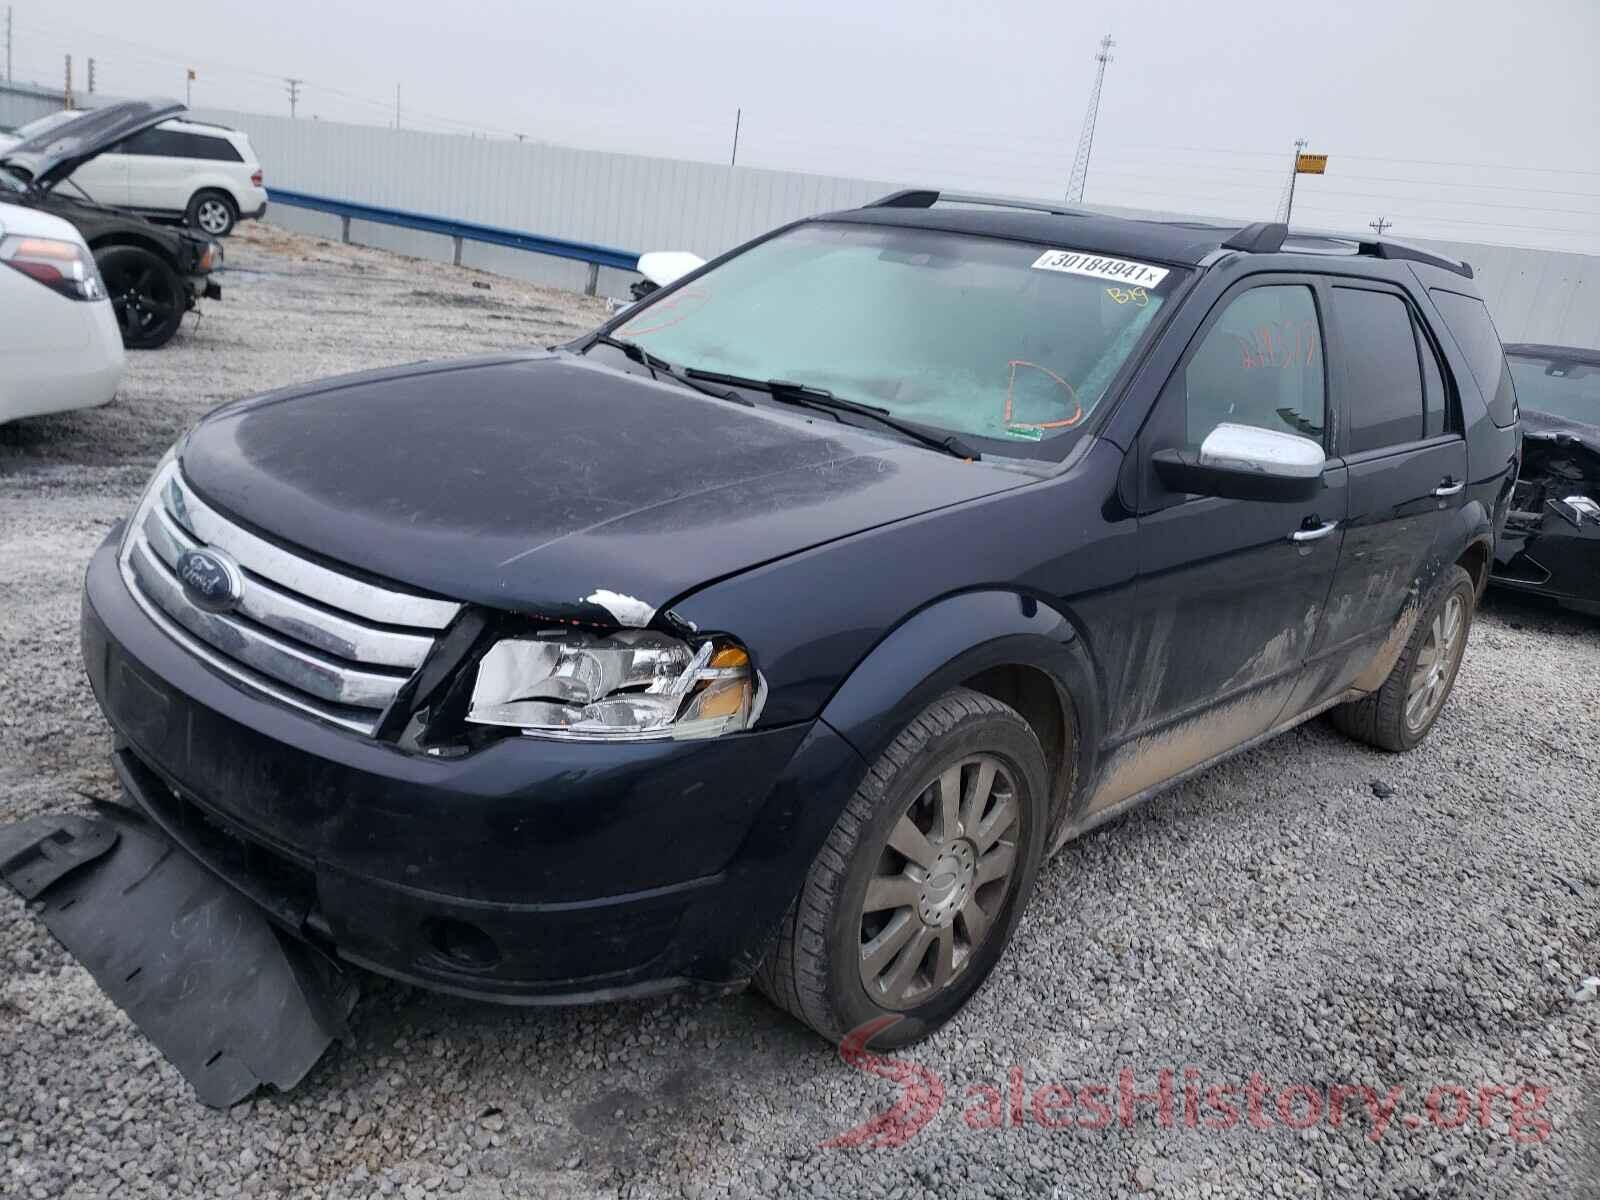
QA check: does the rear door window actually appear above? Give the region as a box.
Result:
[116,128,186,156]
[1331,287,1424,453]
[1182,284,1325,447]
[1428,290,1518,427]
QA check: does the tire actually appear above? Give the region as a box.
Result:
[96,246,186,350]
[1328,565,1476,752]
[755,688,1050,1048]
[186,190,237,237]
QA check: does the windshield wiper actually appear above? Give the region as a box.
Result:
[684,369,982,461]
[588,335,753,407]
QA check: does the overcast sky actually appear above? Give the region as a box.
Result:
[10,0,1599,253]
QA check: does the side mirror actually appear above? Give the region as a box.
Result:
[1153,422,1326,502]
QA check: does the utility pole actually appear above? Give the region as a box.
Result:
[5,7,13,83]
[87,57,95,94]
[186,67,195,106]
[1369,216,1393,238]
[395,84,400,130]
[63,55,72,109]
[730,107,741,166]
[1276,137,1308,223]
[1065,34,1114,204]
[286,77,301,117]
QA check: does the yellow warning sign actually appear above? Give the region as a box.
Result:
[1295,153,1328,175]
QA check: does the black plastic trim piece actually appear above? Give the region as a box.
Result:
[1221,221,1289,254]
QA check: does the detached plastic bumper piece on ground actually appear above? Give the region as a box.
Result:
[0,806,357,1107]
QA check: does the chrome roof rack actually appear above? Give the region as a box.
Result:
[863,191,1474,278]
[866,189,1081,217]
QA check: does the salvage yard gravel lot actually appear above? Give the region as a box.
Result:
[2,222,1597,1200]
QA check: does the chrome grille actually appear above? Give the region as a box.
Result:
[119,461,461,735]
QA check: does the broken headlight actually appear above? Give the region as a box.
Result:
[465,630,765,740]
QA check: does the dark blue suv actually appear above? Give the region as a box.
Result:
[81,190,1519,1050]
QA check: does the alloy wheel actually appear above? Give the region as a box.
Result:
[102,259,177,340]
[857,755,1020,1010]
[196,198,231,235]
[1404,594,1465,732]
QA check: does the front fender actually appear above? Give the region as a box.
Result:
[818,590,1102,828]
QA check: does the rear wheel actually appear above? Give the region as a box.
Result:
[186,190,236,237]
[96,246,185,350]
[1328,565,1475,752]
[755,688,1049,1048]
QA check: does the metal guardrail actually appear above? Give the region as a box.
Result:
[266,188,640,295]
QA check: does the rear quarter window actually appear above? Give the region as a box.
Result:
[1428,290,1518,428]
[181,133,245,163]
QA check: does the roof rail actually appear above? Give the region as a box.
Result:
[1360,237,1473,279]
[1220,222,1288,253]
[1218,222,1473,278]
[866,189,1078,217]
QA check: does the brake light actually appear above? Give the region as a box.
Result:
[251,169,263,187]
[0,234,105,301]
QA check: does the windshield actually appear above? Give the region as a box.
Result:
[1509,352,1600,425]
[0,164,26,194]
[612,221,1183,454]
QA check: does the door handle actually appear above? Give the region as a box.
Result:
[1433,480,1465,497]
[1290,520,1339,543]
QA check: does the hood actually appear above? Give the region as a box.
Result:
[1,99,184,188]
[1522,407,1600,456]
[178,352,1031,621]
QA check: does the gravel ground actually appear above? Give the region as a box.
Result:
[2,223,1597,1200]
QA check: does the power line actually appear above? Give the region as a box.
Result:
[1091,167,1598,216]
[1121,142,1600,177]
[1291,205,1594,235]
[12,12,528,139]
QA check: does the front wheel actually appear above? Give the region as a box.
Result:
[96,246,185,350]
[755,688,1049,1048]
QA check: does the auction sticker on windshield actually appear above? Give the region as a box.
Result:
[1031,249,1170,287]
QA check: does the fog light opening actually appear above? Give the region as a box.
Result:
[424,918,501,970]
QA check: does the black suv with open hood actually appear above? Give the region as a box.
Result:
[1,99,221,348]
[56,192,1519,1101]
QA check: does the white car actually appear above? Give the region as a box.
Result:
[1,111,266,237]
[0,200,124,423]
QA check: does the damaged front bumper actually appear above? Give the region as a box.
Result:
[1492,431,1600,615]
[76,530,863,1008]
[0,806,356,1107]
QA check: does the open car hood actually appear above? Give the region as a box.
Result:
[0,98,185,188]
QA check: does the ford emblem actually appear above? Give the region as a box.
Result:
[175,547,243,613]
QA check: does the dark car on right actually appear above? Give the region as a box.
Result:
[1491,342,1600,615]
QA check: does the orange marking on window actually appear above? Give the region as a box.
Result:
[617,287,712,337]
[1003,360,1083,429]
